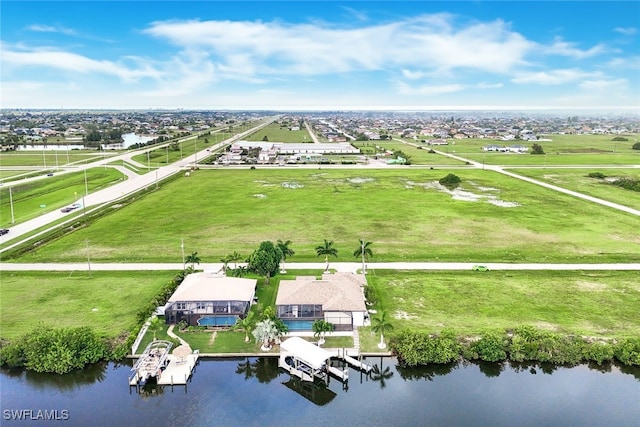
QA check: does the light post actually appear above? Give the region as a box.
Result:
[147,150,150,169]
[166,145,169,164]
[84,168,89,196]
[181,238,185,269]
[155,170,158,189]
[9,186,15,223]
[85,239,92,278]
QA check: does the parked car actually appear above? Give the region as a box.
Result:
[0,228,9,236]
[472,265,490,272]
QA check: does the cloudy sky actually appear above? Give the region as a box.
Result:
[1,1,639,111]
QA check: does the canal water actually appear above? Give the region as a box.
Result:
[1,358,639,426]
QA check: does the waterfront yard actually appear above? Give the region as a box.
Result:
[366,270,640,338]
[0,270,174,339]
[11,168,639,264]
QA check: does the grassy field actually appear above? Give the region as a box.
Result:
[0,270,174,339]
[9,168,639,264]
[409,134,640,166]
[353,140,467,165]
[0,151,115,168]
[245,123,311,143]
[0,168,126,227]
[130,132,232,167]
[366,270,640,338]
[511,167,640,210]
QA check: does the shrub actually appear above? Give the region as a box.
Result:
[531,143,545,155]
[439,173,461,188]
[584,341,615,365]
[610,178,640,192]
[633,142,640,150]
[611,136,628,141]
[614,338,640,365]
[587,172,606,179]
[0,326,108,374]
[391,329,460,366]
[468,332,508,362]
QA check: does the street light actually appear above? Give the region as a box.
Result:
[9,187,15,223]
[181,238,185,269]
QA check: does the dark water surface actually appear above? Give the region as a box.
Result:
[2,358,639,426]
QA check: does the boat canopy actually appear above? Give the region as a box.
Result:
[280,337,333,370]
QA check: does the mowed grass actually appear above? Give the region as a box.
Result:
[12,168,640,264]
[354,140,467,165]
[0,168,126,227]
[245,122,311,143]
[428,134,640,166]
[0,270,174,339]
[512,167,640,210]
[130,132,232,167]
[0,151,112,167]
[366,270,640,337]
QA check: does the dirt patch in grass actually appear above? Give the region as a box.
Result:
[208,331,217,346]
[575,281,608,291]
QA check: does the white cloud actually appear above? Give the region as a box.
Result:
[614,27,637,36]
[578,78,628,92]
[511,69,600,85]
[606,56,640,69]
[142,15,534,77]
[544,37,606,59]
[401,69,428,80]
[341,6,368,22]
[395,80,464,96]
[26,24,77,36]
[0,45,163,82]
[476,82,504,89]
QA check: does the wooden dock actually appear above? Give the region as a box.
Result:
[129,350,199,387]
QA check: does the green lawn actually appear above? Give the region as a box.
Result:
[427,134,640,166]
[11,168,639,264]
[0,168,126,227]
[511,167,640,210]
[131,132,232,167]
[0,270,175,339]
[366,270,640,338]
[245,123,311,143]
[0,151,113,167]
[355,139,467,165]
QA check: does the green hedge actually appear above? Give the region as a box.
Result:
[390,326,640,367]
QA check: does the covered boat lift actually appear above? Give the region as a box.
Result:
[279,337,348,384]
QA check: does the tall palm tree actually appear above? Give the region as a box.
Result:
[371,311,393,349]
[185,251,201,270]
[148,316,163,341]
[312,320,334,346]
[315,239,338,272]
[276,239,295,273]
[220,254,232,274]
[234,311,255,342]
[229,251,243,269]
[353,239,373,274]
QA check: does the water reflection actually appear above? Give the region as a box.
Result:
[1,362,108,392]
[282,377,336,406]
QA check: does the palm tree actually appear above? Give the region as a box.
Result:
[229,251,244,269]
[276,239,295,273]
[371,311,393,349]
[148,316,163,341]
[312,319,334,346]
[353,239,373,274]
[234,311,255,342]
[185,251,201,270]
[315,239,338,272]
[220,254,232,274]
[252,319,280,351]
[232,265,248,277]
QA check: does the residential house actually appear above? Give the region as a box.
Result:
[276,273,368,332]
[163,272,257,327]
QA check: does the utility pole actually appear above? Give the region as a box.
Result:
[155,170,158,189]
[84,168,89,196]
[181,238,185,269]
[9,186,15,223]
[85,239,92,278]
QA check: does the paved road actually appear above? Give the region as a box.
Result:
[0,118,278,252]
[2,262,639,272]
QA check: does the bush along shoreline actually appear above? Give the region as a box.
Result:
[390,326,640,367]
[0,270,188,374]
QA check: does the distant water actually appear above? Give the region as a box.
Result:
[121,133,155,148]
[1,358,639,427]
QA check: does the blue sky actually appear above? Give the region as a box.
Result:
[1,1,639,111]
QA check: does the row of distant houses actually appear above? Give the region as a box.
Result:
[162,271,368,332]
[482,144,529,153]
[219,140,360,164]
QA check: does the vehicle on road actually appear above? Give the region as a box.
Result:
[47,173,54,177]
[472,265,490,272]
[0,229,9,236]
[61,207,74,213]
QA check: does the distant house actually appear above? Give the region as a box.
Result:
[508,144,528,153]
[164,273,257,327]
[276,273,368,332]
[482,144,507,152]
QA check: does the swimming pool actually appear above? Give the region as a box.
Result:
[283,319,315,331]
[197,316,239,327]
